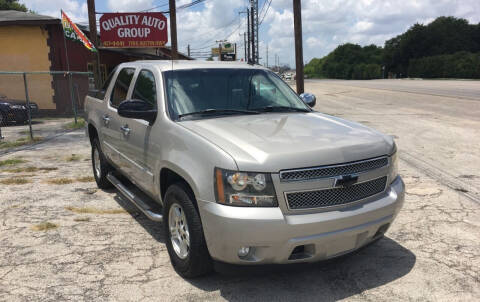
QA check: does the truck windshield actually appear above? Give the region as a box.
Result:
[163,68,310,120]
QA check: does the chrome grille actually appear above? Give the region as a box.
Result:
[286,176,387,210]
[280,157,388,182]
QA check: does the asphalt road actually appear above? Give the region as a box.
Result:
[0,79,479,301]
[308,79,480,101]
[305,79,480,200]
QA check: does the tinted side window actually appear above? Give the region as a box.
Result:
[132,70,157,108]
[110,68,135,108]
[250,73,291,108]
[96,67,117,100]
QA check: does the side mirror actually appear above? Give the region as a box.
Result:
[299,93,316,108]
[118,99,157,125]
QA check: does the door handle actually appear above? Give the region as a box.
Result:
[102,115,111,125]
[120,125,131,136]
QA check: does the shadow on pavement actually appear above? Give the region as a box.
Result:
[113,194,166,244]
[107,178,415,301]
[187,237,415,301]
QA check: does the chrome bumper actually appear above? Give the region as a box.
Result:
[198,176,405,264]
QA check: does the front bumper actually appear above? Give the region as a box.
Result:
[199,176,405,265]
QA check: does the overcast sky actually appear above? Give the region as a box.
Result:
[20,0,480,67]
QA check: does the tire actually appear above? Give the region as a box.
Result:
[163,182,213,278]
[91,137,113,189]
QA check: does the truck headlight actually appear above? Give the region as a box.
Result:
[389,150,398,184]
[214,168,278,207]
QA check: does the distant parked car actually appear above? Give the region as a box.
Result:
[0,94,39,125]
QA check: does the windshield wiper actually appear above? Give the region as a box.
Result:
[178,108,260,119]
[253,106,311,113]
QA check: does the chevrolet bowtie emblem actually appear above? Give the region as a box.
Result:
[334,174,359,188]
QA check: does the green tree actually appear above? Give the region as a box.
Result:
[0,0,28,12]
[384,16,480,77]
[305,43,383,79]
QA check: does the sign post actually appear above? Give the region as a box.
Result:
[99,13,168,48]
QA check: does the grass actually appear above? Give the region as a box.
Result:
[0,137,43,149]
[5,166,58,173]
[65,206,126,215]
[0,177,31,185]
[0,158,27,167]
[73,217,90,222]
[76,176,95,183]
[64,118,86,130]
[45,176,95,184]
[31,221,58,231]
[41,167,58,172]
[65,154,81,162]
[45,177,74,185]
[5,166,38,173]
[32,117,61,121]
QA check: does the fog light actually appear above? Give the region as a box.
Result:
[238,246,251,257]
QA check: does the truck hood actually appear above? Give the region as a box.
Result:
[180,112,394,172]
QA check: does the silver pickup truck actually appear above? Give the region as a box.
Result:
[85,61,404,277]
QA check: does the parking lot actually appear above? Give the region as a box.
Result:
[0,79,479,301]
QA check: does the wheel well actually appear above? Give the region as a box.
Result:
[88,124,98,144]
[160,168,195,203]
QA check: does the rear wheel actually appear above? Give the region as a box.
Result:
[163,182,212,278]
[91,137,113,189]
[0,111,5,126]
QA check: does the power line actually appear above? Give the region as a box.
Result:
[140,1,169,12]
[258,0,267,17]
[96,0,208,14]
[189,16,242,50]
[223,18,246,40]
[259,0,272,25]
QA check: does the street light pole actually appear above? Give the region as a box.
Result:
[293,0,304,94]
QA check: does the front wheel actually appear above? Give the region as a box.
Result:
[91,137,113,189]
[163,182,212,278]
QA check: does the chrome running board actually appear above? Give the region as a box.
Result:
[107,173,163,222]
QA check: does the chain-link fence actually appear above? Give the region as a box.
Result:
[0,71,92,152]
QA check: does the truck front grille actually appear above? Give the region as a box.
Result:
[285,176,387,210]
[279,157,388,182]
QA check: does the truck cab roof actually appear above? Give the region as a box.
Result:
[120,60,268,72]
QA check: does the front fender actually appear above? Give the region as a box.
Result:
[153,121,237,204]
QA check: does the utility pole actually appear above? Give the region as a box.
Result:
[266,44,268,68]
[87,0,101,88]
[169,0,178,59]
[187,44,190,57]
[250,0,259,64]
[293,0,304,94]
[247,9,251,62]
[218,43,222,61]
[243,32,247,61]
[250,6,255,63]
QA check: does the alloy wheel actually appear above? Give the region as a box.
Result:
[93,147,101,179]
[168,203,190,259]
